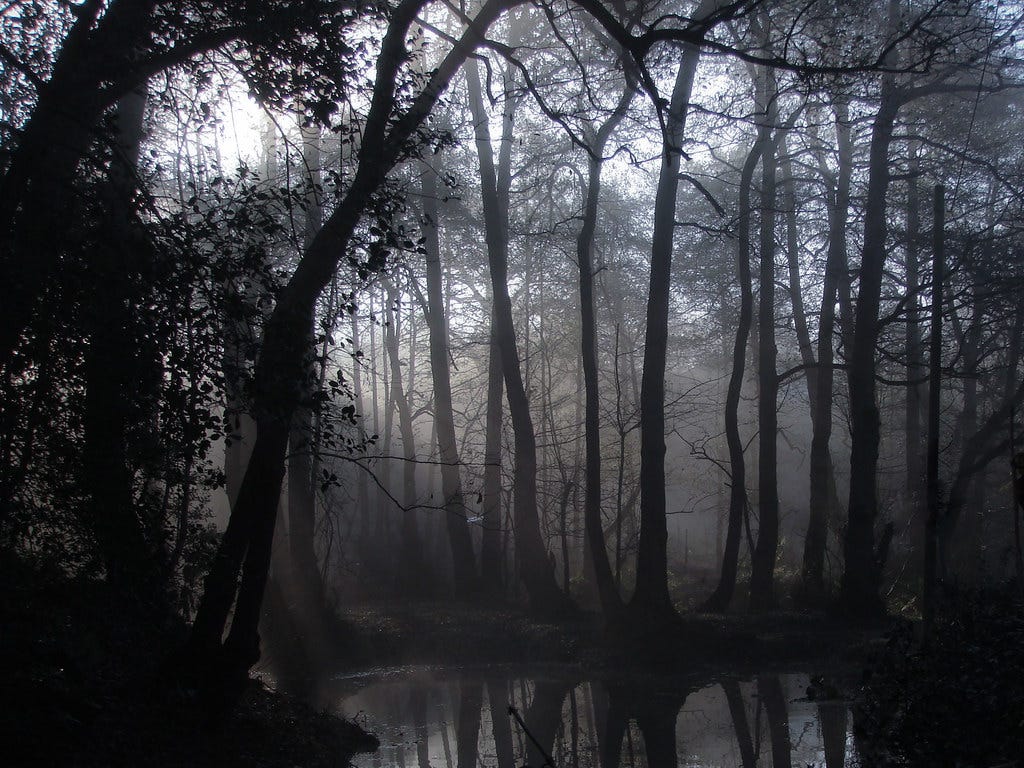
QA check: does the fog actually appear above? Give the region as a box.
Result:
[3,1,1024,766]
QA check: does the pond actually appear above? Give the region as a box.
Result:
[322,665,857,767]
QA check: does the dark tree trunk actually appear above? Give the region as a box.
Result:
[466,55,566,614]
[840,63,900,616]
[456,681,483,768]
[288,127,326,614]
[803,96,852,599]
[487,679,515,768]
[923,187,945,634]
[184,0,513,687]
[631,31,703,626]
[759,676,792,768]
[703,123,766,612]
[819,702,848,768]
[521,680,571,768]
[577,81,634,621]
[749,61,780,610]
[421,165,479,596]
[0,1,160,371]
[905,143,926,516]
[722,680,756,768]
[481,311,506,596]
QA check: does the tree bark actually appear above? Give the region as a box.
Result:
[840,21,900,615]
[749,59,780,610]
[81,86,154,593]
[384,281,430,595]
[923,185,944,635]
[802,96,852,599]
[630,27,704,626]
[421,165,479,596]
[905,143,925,516]
[184,0,515,685]
[703,121,766,612]
[576,80,635,621]
[466,54,567,614]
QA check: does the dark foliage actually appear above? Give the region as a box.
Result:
[856,586,1024,767]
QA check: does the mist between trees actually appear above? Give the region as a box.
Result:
[3,0,1024,698]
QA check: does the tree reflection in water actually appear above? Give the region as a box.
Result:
[331,668,856,767]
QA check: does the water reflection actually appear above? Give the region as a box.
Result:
[328,667,855,767]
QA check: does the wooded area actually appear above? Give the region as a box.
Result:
[3,0,1024,764]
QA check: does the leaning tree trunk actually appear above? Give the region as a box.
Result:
[184,0,514,687]
[0,0,160,372]
[288,125,327,613]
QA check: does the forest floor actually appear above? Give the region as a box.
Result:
[1,554,378,768]
[330,599,887,676]
[3,547,888,767]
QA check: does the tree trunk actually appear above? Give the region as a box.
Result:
[577,81,634,620]
[722,680,756,768]
[466,55,566,614]
[905,143,925,516]
[184,0,513,686]
[0,1,161,371]
[630,29,704,626]
[749,60,780,610]
[81,86,153,594]
[923,185,945,634]
[385,281,430,595]
[759,676,792,768]
[802,96,852,599]
[481,311,506,596]
[421,164,479,596]
[288,126,326,612]
[840,25,900,614]
[703,121,766,612]
[456,681,483,768]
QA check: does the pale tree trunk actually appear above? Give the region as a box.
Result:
[384,280,431,595]
[466,52,566,613]
[421,164,479,596]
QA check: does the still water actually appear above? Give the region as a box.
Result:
[327,665,856,767]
